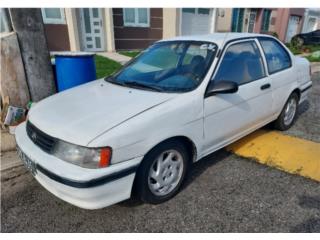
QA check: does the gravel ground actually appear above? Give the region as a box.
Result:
[1,73,319,233]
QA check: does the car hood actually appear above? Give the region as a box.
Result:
[28,79,176,146]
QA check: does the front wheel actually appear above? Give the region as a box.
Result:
[273,93,299,131]
[135,140,190,204]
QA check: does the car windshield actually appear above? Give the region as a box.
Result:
[106,41,217,92]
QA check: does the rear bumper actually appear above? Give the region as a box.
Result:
[15,122,143,209]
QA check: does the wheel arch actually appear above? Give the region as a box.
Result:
[130,135,197,197]
[143,135,198,164]
[291,88,301,101]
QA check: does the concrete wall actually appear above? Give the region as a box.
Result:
[103,8,116,52]
[44,24,70,51]
[253,9,263,33]
[216,8,232,32]
[268,10,278,33]
[163,8,180,39]
[112,8,163,50]
[65,8,81,51]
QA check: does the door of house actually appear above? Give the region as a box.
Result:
[231,8,245,32]
[181,8,215,35]
[285,16,301,43]
[248,9,257,33]
[80,8,105,51]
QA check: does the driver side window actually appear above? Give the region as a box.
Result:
[213,41,266,85]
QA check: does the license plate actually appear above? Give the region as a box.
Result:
[17,146,37,176]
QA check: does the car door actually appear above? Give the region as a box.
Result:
[258,38,293,116]
[202,39,273,154]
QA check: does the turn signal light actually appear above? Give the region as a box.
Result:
[99,147,112,168]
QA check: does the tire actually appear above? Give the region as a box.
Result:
[134,140,190,204]
[273,92,299,131]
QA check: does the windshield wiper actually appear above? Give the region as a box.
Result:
[124,81,163,92]
[104,76,127,87]
[105,77,163,92]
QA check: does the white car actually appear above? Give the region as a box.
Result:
[15,33,312,209]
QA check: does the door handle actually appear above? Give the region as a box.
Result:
[260,83,271,90]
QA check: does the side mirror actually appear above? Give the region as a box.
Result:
[205,80,238,97]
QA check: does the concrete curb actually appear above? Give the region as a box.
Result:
[311,62,320,74]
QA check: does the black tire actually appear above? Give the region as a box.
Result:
[273,92,299,131]
[134,140,190,204]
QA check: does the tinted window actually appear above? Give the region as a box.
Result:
[259,39,291,74]
[214,41,266,85]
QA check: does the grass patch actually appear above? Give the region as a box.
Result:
[118,51,141,58]
[305,55,320,62]
[94,55,122,78]
[286,43,320,55]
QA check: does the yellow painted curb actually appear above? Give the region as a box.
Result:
[226,130,320,182]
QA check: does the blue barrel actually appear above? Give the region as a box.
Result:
[54,52,96,92]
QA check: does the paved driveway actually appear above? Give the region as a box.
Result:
[1,73,319,233]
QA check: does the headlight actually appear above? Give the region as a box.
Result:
[52,140,112,169]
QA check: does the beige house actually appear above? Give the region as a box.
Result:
[41,8,220,52]
[2,8,314,52]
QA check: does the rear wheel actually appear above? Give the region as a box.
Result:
[135,140,190,204]
[273,93,299,131]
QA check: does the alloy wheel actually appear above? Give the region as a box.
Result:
[148,149,184,196]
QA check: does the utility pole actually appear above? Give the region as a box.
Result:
[9,8,56,102]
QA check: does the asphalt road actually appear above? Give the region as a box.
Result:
[1,73,319,233]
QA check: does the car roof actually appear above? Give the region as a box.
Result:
[159,33,273,48]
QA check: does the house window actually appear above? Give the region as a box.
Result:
[123,8,150,27]
[41,8,65,24]
[261,9,271,32]
[182,8,196,14]
[198,8,210,15]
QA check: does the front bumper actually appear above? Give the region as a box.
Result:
[15,122,143,209]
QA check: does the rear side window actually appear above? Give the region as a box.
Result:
[259,39,291,74]
[213,41,266,85]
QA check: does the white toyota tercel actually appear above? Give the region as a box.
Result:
[15,33,312,209]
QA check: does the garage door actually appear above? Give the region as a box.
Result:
[181,8,214,36]
[285,16,301,43]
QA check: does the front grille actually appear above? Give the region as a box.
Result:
[26,121,56,153]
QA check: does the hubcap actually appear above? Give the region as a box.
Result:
[283,98,297,126]
[148,149,184,196]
